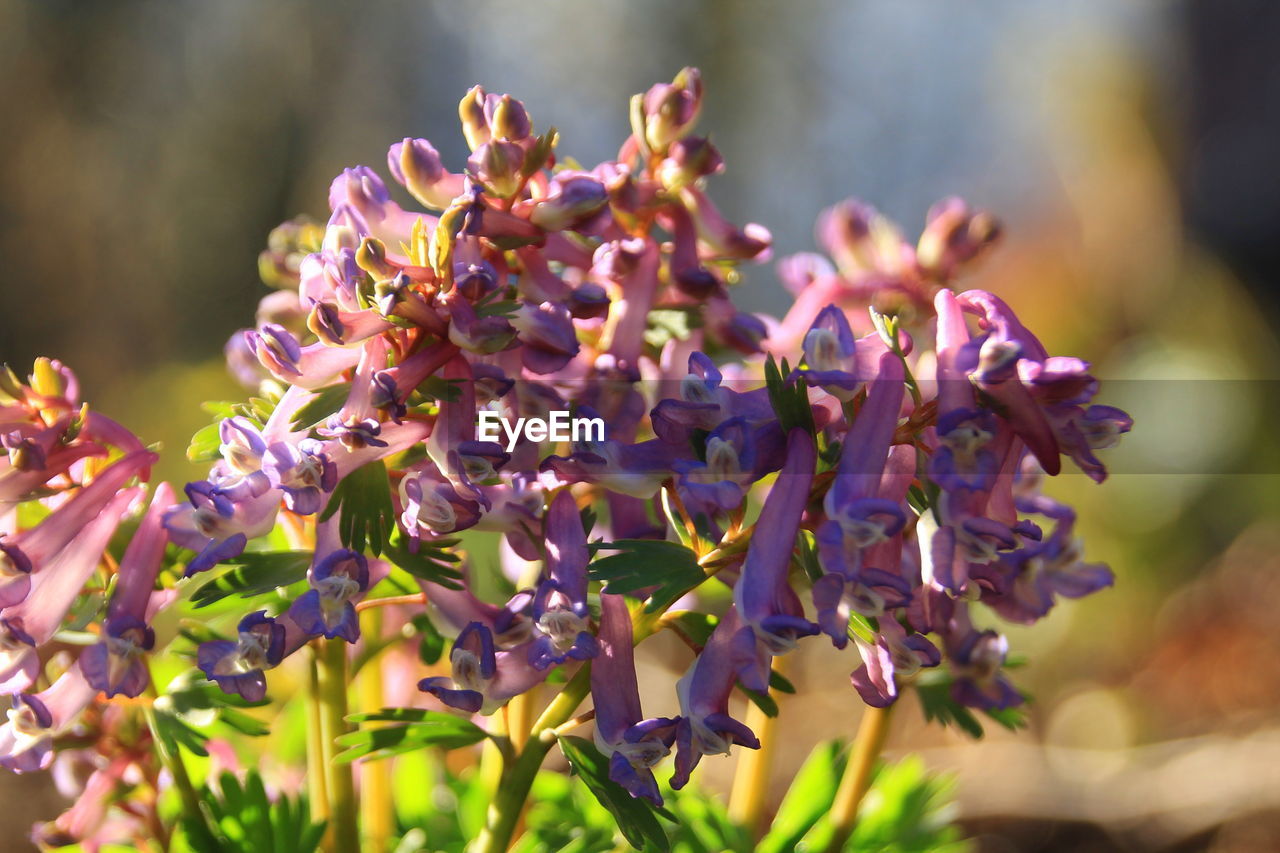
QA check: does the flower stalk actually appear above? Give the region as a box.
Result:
[318,638,359,853]
[825,704,894,853]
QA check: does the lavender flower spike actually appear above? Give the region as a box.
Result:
[80,482,175,698]
[528,490,599,670]
[732,428,819,691]
[592,593,679,804]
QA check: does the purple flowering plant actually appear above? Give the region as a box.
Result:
[0,68,1131,852]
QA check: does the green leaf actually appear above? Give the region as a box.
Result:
[382,530,464,588]
[757,740,847,853]
[414,613,446,664]
[289,382,352,429]
[558,735,670,852]
[177,769,324,853]
[321,460,396,556]
[665,611,719,650]
[588,539,703,613]
[915,675,986,739]
[334,711,488,763]
[764,354,816,437]
[737,682,778,717]
[190,551,313,608]
[187,421,222,464]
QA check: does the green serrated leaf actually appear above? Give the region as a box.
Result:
[558,735,670,852]
[322,461,396,556]
[588,540,703,613]
[334,712,488,763]
[382,531,463,588]
[289,383,352,429]
[190,551,313,608]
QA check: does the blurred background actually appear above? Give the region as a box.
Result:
[3,0,1280,850]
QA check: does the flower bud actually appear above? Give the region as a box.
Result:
[916,197,1000,279]
[567,283,610,320]
[388,138,463,211]
[488,94,532,141]
[642,67,703,152]
[658,136,723,191]
[355,236,394,279]
[468,140,526,198]
[459,85,490,151]
[528,173,609,231]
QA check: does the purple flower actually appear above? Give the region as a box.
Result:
[945,618,1023,711]
[418,622,496,713]
[417,579,548,714]
[672,417,761,520]
[80,483,175,698]
[528,491,598,670]
[672,607,759,790]
[245,325,361,390]
[816,353,907,579]
[0,666,96,773]
[388,137,465,210]
[287,549,370,643]
[849,618,940,708]
[979,500,1114,624]
[541,430,687,501]
[0,448,155,608]
[197,611,290,703]
[398,469,483,544]
[164,479,279,576]
[732,429,819,690]
[640,68,703,152]
[0,485,142,693]
[592,593,679,805]
[263,439,337,514]
[651,352,774,446]
[793,305,861,398]
[510,300,580,375]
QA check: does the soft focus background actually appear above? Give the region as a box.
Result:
[3,1,1280,850]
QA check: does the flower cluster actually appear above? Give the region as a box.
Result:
[0,68,1131,849]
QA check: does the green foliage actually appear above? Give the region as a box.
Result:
[381,529,464,588]
[152,672,270,758]
[189,551,313,608]
[289,382,352,430]
[759,742,970,853]
[764,354,816,437]
[321,460,396,556]
[914,671,1030,740]
[186,398,276,463]
[174,770,324,853]
[336,708,489,763]
[558,735,670,852]
[588,539,704,613]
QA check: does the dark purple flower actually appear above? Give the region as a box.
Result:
[263,440,337,514]
[732,430,819,690]
[528,491,598,670]
[592,593,679,805]
[671,607,760,790]
[287,549,370,643]
[197,611,287,703]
